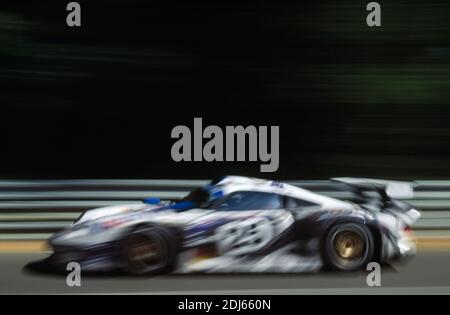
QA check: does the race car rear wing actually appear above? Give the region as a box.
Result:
[331,177,416,199]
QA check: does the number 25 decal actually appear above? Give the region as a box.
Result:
[215,217,275,256]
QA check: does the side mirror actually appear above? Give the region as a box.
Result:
[171,201,195,210]
[143,197,161,205]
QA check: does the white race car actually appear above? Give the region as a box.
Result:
[43,176,420,274]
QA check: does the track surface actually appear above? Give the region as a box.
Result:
[0,251,449,294]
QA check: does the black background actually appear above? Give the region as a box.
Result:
[1,0,450,179]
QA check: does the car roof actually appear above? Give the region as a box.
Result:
[208,176,353,211]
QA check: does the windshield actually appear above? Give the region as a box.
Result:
[178,187,214,208]
[176,184,287,212]
[204,191,283,211]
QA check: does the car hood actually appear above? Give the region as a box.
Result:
[75,203,151,225]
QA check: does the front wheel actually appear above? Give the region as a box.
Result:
[322,223,374,271]
[119,226,177,275]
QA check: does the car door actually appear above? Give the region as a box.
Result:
[212,191,294,255]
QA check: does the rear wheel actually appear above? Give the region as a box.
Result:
[322,223,374,271]
[119,226,177,275]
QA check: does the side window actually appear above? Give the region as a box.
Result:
[216,191,283,211]
[285,197,318,209]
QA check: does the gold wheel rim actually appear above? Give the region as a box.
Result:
[334,231,364,259]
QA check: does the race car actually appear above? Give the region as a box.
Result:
[45,176,421,275]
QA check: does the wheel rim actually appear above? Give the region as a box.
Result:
[126,235,164,270]
[334,231,365,260]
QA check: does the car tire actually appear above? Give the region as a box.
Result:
[119,226,177,275]
[322,223,374,271]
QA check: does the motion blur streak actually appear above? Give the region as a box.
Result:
[0,252,449,294]
[1,1,450,179]
[0,178,446,240]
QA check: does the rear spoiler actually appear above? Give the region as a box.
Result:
[331,177,416,199]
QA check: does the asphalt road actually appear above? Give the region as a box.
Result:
[0,250,448,294]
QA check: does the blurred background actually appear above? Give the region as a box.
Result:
[1,1,450,294]
[1,0,450,234]
[1,0,450,180]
